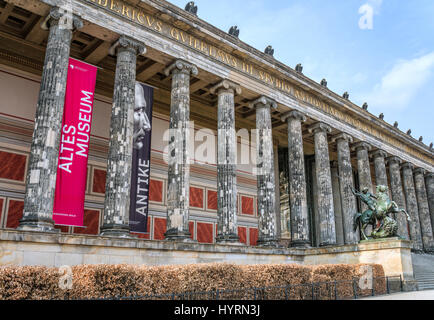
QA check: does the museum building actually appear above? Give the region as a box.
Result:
[0,0,433,281]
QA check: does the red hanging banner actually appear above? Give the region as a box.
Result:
[53,58,97,226]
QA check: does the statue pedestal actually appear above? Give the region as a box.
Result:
[303,238,418,291]
[359,236,402,244]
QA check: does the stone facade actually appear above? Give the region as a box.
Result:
[0,0,432,280]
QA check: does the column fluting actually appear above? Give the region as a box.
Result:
[401,162,423,251]
[210,80,242,243]
[20,8,83,232]
[164,60,198,241]
[101,36,146,237]
[250,96,278,247]
[331,133,359,244]
[281,110,310,247]
[307,122,336,247]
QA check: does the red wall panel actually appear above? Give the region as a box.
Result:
[0,151,26,181]
[6,199,24,228]
[197,222,213,243]
[207,190,217,210]
[92,169,106,194]
[241,196,254,215]
[249,228,259,246]
[190,187,204,208]
[153,217,166,240]
[238,226,247,244]
[149,179,163,203]
[73,209,100,235]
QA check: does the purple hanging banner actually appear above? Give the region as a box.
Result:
[129,82,153,234]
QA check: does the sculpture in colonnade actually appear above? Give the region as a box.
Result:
[352,185,411,241]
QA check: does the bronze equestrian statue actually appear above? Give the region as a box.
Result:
[352,185,411,240]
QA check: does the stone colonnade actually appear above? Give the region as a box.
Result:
[19,7,434,251]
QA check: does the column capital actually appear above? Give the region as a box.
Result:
[386,156,402,165]
[210,79,241,95]
[401,162,414,171]
[109,35,146,56]
[370,149,388,159]
[414,167,426,176]
[281,110,306,123]
[331,132,353,144]
[307,122,331,135]
[352,141,371,152]
[42,6,83,30]
[248,96,277,110]
[164,59,198,76]
[425,172,434,179]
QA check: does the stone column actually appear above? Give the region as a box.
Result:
[332,133,359,244]
[386,156,409,240]
[19,8,83,232]
[414,168,434,252]
[210,80,241,243]
[371,150,388,187]
[273,142,282,240]
[164,60,198,241]
[330,161,344,246]
[401,162,423,251]
[250,96,278,247]
[101,36,146,237]
[281,110,310,247]
[307,122,336,247]
[353,142,373,212]
[426,172,434,233]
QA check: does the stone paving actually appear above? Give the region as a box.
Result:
[358,290,434,300]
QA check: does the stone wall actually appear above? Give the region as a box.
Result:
[0,229,416,290]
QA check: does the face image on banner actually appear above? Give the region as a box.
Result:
[129,82,153,234]
[53,58,97,226]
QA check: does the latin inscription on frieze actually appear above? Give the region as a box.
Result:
[84,0,433,166]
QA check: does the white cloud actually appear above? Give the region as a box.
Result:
[365,52,434,109]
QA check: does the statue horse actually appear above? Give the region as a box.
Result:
[353,185,411,240]
[353,208,376,240]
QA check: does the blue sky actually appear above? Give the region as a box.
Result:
[168,0,434,146]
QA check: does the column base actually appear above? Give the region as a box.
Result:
[422,248,434,254]
[290,240,311,248]
[100,223,131,238]
[17,216,58,233]
[257,237,279,248]
[319,241,337,247]
[164,228,193,241]
[216,233,240,245]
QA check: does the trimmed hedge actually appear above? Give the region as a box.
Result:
[0,263,385,300]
